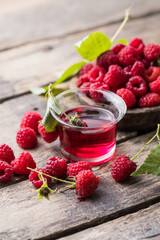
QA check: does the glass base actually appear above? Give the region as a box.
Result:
[61,144,116,166]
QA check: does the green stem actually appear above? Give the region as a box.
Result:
[131,124,160,161]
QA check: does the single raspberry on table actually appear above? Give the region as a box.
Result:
[76,74,90,87]
[38,122,59,143]
[118,46,138,66]
[103,65,126,88]
[138,92,160,108]
[79,64,93,76]
[46,156,67,178]
[20,111,42,133]
[96,50,119,70]
[75,170,99,198]
[0,160,13,182]
[112,43,125,54]
[88,66,106,83]
[129,38,144,55]
[116,88,136,109]
[67,161,92,177]
[0,144,15,164]
[149,77,160,94]
[144,43,160,61]
[145,66,160,82]
[111,155,137,182]
[131,61,145,77]
[29,168,51,188]
[16,127,37,149]
[126,76,147,97]
[11,152,36,175]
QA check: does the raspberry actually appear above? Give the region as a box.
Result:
[29,168,51,188]
[131,61,145,77]
[88,66,106,83]
[96,50,119,70]
[11,152,36,175]
[80,82,91,95]
[0,144,15,164]
[90,83,105,103]
[20,111,42,133]
[46,156,67,178]
[149,77,160,94]
[79,64,93,76]
[38,122,58,143]
[99,83,110,91]
[126,76,147,97]
[16,127,37,149]
[112,43,125,54]
[145,66,160,82]
[144,43,160,61]
[141,58,150,69]
[111,155,137,182]
[76,74,90,87]
[138,93,160,108]
[116,88,136,108]
[118,46,138,66]
[0,160,13,182]
[129,38,144,55]
[103,65,126,88]
[67,162,92,177]
[124,66,132,81]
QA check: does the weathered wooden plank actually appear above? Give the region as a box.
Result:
[59,202,160,240]
[0,13,160,101]
[0,0,159,51]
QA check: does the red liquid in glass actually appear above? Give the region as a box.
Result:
[59,106,116,165]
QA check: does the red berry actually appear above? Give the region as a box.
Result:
[96,50,119,70]
[90,83,105,103]
[116,88,136,109]
[138,93,160,108]
[0,144,15,164]
[11,152,36,175]
[75,170,99,198]
[0,160,13,182]
[104,65,126,88]
[99,83,110,91]
[76,74,90,87]
[144,43,160,61]
[29,168,51,188]
[67,162,92,177]
[131,61,145,77]
[112,43,125,54]
[145,66,160,82]
[111,155,137,182]
[20,111,42,133]
[126,76,147,97]
[16,127,37,149]
[46,156,67,178]
[118,46,138,66]
[124,66,132,81]
[149,77,160,94]
[80,82,91,95]
[129,38,144,55]
[79,64,93,76]
[88,66,106,83]
[38,122,58,143]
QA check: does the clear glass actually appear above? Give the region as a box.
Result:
[52,88,127,165]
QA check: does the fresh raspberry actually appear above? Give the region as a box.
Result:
[145,66,160,82]
[96,50,119,70]
[0,160,13,182]
[80,82,91,95]
[111,155,137,182]
[144,43,160,61]
[88,66,106,83]
[118,46,138,66]
[131,61,145,77]
[79,64,93,76]
[11,152,36,175]
[46,156,67,178]
[75,170,99,198]
[149,77,160,94]
[67,162,92,177]
[38,122,58,143]
[16,127,37,149]
[124,66,132,81]
[20,111,42,133]
[90,83,105,103]
[138,93,160,108]
[112,43,125,54]
[141,58,150,69]
[76,74,90,87]
[129,38,144,55]
[0,144,15,164]
[126,76,147,97]
[103,65,126,88]
[99,83,110,91]
[29,168,51,188]
[116,88,136,108]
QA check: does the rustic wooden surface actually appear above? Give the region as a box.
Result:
[0,0,160,239]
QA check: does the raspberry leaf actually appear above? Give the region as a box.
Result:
[75,32,111,61]
[132,144,160,176]
[113,38,128,46]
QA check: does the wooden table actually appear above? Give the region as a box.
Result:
[0,0,160,239]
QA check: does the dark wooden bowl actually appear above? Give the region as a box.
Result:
[70,77,160,131]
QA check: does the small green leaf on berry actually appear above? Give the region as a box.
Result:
[113,38,128,46]
[35,180,56,201]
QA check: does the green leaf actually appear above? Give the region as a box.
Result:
[113,38,128,46]
[75,32,111,61]
[52,61,86,87]
[132,144,160,176]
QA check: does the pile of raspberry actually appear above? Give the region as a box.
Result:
[77,38,160,109]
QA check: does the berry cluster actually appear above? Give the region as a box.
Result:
[77,38,160,109]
